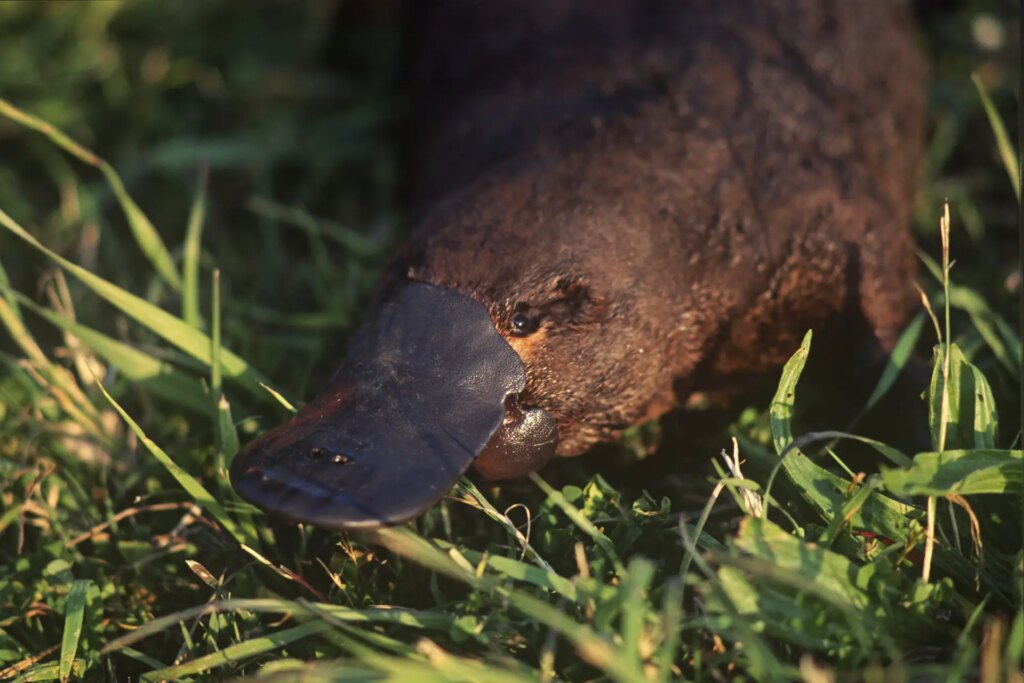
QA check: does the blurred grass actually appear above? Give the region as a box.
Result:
[0,1,1021,681]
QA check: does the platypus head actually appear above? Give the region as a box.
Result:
[230,281,561,529]
[232,150,678,529]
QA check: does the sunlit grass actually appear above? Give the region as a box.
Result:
[0,3,1020,681]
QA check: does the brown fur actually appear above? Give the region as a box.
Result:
[390,1,925,459]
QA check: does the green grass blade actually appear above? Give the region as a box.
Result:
[864,311,926,413]
[92,375,249,545]
[0,206,270,399]
[1005,610,1024,674]
[209,270,239,466]
[881,449,1022,496]
[0,97,182,289]
[13,291,207,413]
[14,662,62,682]
[770,330,812,454]
[182,164,208,327]
[216,395,240,464]
[653,578,682,683]
[140,622,329,682]
[367,527,479,585]
[0,298,105,436]
[501,590,645,683]
[966,362,998,448]
[764,333,924,544]
[258,381,297,413]
[246,196,385,258]
[370,527,644,682]
[116,648,168,673]
[971,73,1021,202]
[319,630,537,683]
[432,540,579,603]
[619,558,655,672]
[451,478,553,571]
[927,344,957,450]
[210,269,223,396]
[948,285,1022,380]
[101,598,449,654]
[781,430,912,468]
[528,472,626,577]
[818,475,882,545]
[58,579,90,683]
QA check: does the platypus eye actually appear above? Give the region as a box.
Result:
[510,310,540,337]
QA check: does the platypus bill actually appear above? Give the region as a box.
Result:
[230,0,925,529]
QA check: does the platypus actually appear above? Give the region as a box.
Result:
[231,0,925,529]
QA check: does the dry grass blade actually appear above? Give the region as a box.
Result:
[925,201,954,584]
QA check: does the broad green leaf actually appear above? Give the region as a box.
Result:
[967,362,999,448]
[927,343,999,450]
[767,332,922,543]
[881,449,1022,496]
[769,330,812,454]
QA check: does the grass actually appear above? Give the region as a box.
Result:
[0,2,1021,681]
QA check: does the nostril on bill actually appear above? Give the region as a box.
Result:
[308,446,351,465]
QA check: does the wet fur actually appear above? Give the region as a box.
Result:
[391,1,925,459]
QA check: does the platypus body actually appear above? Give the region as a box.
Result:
[231,0,926,529]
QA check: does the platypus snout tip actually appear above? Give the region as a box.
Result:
[230,282,558,530]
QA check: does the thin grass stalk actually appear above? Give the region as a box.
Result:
[925,201,953,583]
